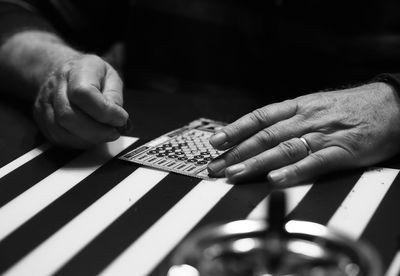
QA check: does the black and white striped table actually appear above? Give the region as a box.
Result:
[0,136,399,275]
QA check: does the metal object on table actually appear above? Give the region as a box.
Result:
[167,191,382,276]
[167,220,382,276]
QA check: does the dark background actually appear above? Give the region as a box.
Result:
[124,0,400,101]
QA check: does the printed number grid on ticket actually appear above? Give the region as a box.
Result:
[119,118,226,179]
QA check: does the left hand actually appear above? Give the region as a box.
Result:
[33,54,128,148]
[207,82,400,186]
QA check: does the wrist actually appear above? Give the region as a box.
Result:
[360,82,400,105]
[0,31,81,100]
[16,32,81,86]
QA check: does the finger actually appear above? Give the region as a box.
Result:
[103,64,124,107]
[209,100,297,150]
[267,146,353,187]
[301,132,333,153]
[67,58,128,127]
[224,137,310,182]
[52,80,121,144]
[102,65,130,127]
[33,98,92,149]
[208,116,308,176]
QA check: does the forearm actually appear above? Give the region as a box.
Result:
[0,31,80,101]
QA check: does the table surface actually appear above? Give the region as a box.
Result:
[0,89,399,276]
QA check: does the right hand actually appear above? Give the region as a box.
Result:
[33,54,129,148]
[207,83,400,186]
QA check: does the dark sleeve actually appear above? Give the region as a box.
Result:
[0,0,127,53]
[372,73,400,95]
[0,1,57,45]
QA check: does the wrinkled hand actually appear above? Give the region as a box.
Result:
[33,54,129,148]
[208,83,400,186]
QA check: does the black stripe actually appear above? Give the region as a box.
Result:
[0,140,145,273]
[0,147,80,208]
[360,172,400,270]
[54,173,201,276]
[377,155,400,170]
[150,181,272,276]
[193,181,271,225]
[287,169,364,225]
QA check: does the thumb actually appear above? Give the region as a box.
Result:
[68,58,129,127]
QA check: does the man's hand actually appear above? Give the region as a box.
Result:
[208,83,400,186]
[33,54,129,148]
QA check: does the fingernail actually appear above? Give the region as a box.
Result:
[108,131,120,141]
[207,167,225,177]
[117,118,132,134]
[268,171,286,184]
[209,132,227,147]
[226,163,245,177]
[115,109,130,127]
[208,159,226,174]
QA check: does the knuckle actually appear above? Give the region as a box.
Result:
[34,90,48,106]
[278,140,302,160]
[290,163,303,178]
[101,97,114,114]
[251,156,265,172]
[58,60,79,79]
[55,108,73,126]
[86,54,102,62]
[84,54,106,68]
[250,108,269,126]
[342,131,363,153]
[42,75,58,92]
[226,147,243,163]
[257,128,277,147]
[309,153,326,167]
[32,102,42,120]
[33,99,44,116]
[69,84,93,104]
[60,62,72,74]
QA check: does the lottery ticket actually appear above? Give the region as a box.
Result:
[119,118,226,179]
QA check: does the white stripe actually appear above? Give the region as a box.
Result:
[0,136,137,242]
[0,143,51,179]
[246,196,269,220]
[327,167,399,239]
[386,251,400,276]
[5,167,168,276]
[246,184,312,220]
[100,179,233,276]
